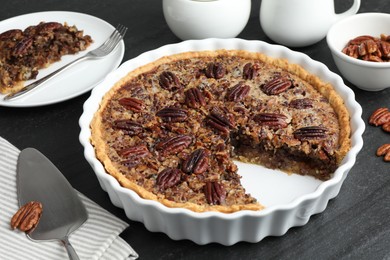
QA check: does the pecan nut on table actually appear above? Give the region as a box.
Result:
[10,201,43,233]
[369,107,390,162]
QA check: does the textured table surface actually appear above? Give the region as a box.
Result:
[0,1,389,259]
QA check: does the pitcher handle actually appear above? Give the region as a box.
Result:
[335,0,361,21]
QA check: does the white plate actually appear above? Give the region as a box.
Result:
[79,38,365,245]
[0,11,125,107]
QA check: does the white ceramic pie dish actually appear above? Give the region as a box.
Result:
[79,38,365,245]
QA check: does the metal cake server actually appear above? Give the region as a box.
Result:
[17,148,88,260]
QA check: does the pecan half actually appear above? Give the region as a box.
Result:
[182,148,209,174]
[0,29,23,40]
[118,97,144,112]
[155,135,192,156]
[376,143,390,162]
[381,34,390,42]
[204,182,226,205]
[13,37,33,56]
[289,98,313,109]
[184,87,206,108]
[205,62,225,79]
[159,71,182,91]
[243,62,259,80]
[113,119,143,136]
[362,54,383,62]
[206,107,235,135]
[348,35,375,45]
[261,76,292,95]
[369,107,390,126]
[226,82,250,102]
[358,39,378,56]
[156,168,183,190]
[253,113,288,129]
[118,144,150,159]
[11,201,42,233]
[383,122,390,133]
[36,22,62,33]
[379,41,390,57]
[342,44,359,59]
[293,126,328,140]
[343,34,390,62]
[156,106,188,122]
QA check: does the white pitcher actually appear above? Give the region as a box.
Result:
[260,0,361,47]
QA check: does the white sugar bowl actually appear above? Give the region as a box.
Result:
[163,0,251,40]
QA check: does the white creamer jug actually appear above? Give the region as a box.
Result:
[260,0,360,47]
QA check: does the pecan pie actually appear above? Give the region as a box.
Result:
[0,22,93,94]
[91,50,351,213]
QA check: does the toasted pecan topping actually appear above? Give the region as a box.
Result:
[156,168,183,190]
[205,62,225,79]
[155,135,192,156]
[159,71,182,91]
[118,97,144,112]
[261,76,292,95]
[156,106,188,123]
[293,126,328,140]
[182,148,209,174]
[204,182,226,205]
[185,87,206,108]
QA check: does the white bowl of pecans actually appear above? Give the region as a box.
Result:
[327,12,390,91]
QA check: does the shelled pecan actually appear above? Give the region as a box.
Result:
[293,126,328,140]
[369,107,390,126]
[113,119,143,136]
[204,181,226,205]
[289,98,313,109]
[205,62,225,79]
[156,168,183,190]
[184,87,206,108]
[118,144,150,159]
[11,201,42,233]
[205,107,235,135]
[376,144,390,162]
[242,62,259,80]
[383,122,390,133]
[155,135,192,156]
[13,37,33,56]
[261,76,292,95]
[156,106,188,123]
[369,107,390,161]
[253,113,288,129]
[342,34,390,62]
[182,148,209,174]
[118,97,144,112]
[226,82,250,102]
[159,71,182,91]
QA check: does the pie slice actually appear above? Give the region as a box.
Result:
[0,21,93,94]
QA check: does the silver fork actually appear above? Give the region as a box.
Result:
[4,24,127,101]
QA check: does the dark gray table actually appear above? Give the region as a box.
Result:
[1,1,389,259]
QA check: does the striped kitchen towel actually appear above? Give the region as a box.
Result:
[0,137,138,260]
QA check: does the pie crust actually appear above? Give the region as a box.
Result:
[91,50,351,213]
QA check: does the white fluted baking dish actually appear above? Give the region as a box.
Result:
[79,38,365,245]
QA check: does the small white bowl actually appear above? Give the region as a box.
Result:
[162,0,251,40]
[327,12,390,91]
